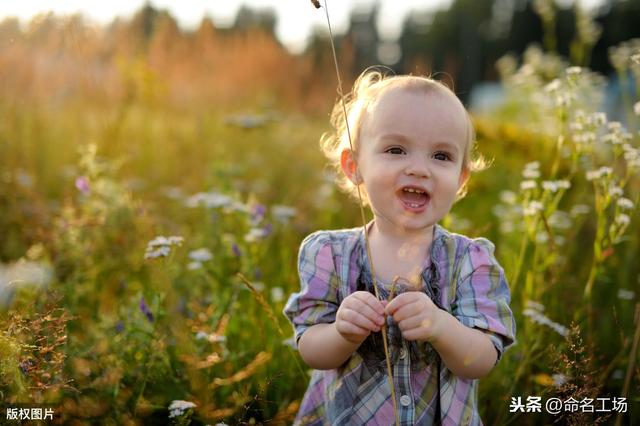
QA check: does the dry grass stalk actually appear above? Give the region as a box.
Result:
[2,300,74,401]
[179,352,223,370]
[237,272,286,337]
[553,323,612,425]
[268,400,301,425]
[201,406,236,419]
[216,313,230,336]
[318,2,400,422]
[209,351,272,388]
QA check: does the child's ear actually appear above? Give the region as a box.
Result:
[340,149,361,184]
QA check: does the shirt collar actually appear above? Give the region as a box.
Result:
[357,220,450,283]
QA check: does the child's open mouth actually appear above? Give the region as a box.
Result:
[398,187,430,212]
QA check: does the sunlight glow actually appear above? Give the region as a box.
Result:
[0,0,606,54]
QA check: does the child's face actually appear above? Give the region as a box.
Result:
[342,87,469,235]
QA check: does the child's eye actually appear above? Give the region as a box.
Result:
[434,152,452,161]
[385,147,405,155]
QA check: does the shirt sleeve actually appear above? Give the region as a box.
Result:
[451,238,517,366]
[283,231,341,347]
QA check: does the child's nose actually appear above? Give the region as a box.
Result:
[404,155,431,178]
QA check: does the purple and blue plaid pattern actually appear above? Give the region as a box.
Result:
[284,221,516,425]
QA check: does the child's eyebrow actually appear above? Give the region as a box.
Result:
[432,141,460,154]
[378,133,460,154]
[379,133,410,144]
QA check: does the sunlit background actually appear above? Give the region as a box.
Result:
[1,0,607,52]
[1,0,639,424]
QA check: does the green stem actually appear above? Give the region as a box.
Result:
[494,334,542,425]
[510,228,529,292]
[615,303,640,426]
[583,203,606,301]
[549,135,564,178]
[583,260,599,301]
[525,243,540,302]
[133,359,151,415]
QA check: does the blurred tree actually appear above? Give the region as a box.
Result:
[148,12,181,65]
[345,2,381,74]
[0,17,21,47]
[129,2,160,42]
[233,6,277,34]
[396,0,640,103]
[195,16,217,50]
[399,0,495,101]
[2,1,638,112]
[591,0,640,74]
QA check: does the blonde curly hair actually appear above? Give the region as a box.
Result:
[320,69,488,206]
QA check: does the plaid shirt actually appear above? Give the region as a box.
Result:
[283,221,516,425]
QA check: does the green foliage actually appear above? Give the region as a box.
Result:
[1,13,639,426]
[0,334,27,399]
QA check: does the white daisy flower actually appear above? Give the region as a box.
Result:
[271,286,284,303]
[617,197,634,210]
[617,289,635,300]
[615,214,630,227]
[523,201,543,216]
[168,400,196,418]
[189,248,213,262]
[272,205,297,223]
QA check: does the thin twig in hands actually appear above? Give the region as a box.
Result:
[316,1,400,424]
[390,276,401,301]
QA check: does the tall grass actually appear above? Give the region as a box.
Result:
[1,9,639,425]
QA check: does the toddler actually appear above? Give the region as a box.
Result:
[284,70,516,425]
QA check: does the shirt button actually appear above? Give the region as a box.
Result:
[400,395,412,407]
[399,348,407,360]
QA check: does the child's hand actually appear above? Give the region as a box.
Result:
[335,291,386,344]
[385,292,443,342]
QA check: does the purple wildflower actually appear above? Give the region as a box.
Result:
[254,267,262,280]
[115,321,125,333]
[251,203,266,224]
[262,223,273,237]
[75,176,90,195]
[139,297,154,322]
[232,243,242,258]
[19,358,35,375]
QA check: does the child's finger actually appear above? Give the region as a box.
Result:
[355,302,385,326]
[337,320,370,336]
[342,308,382,332]
[354,291,386,315]
[384,293,407,315]
[389,303,417,323]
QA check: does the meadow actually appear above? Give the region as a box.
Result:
[0,10,639,426]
